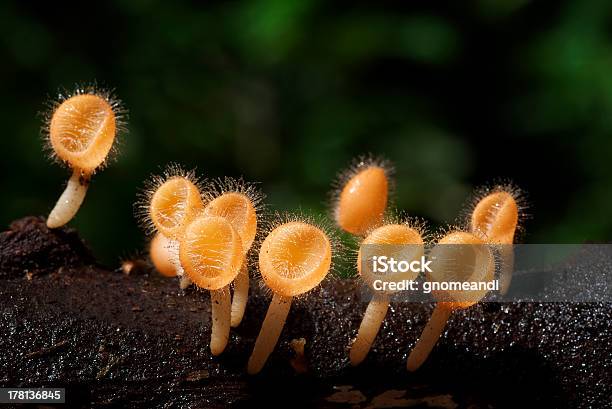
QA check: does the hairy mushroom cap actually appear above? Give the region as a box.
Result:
[358,224,424,290]
[49,93,117,174]
[335,164,389,236]
[259,221,332,297]
[149,176,204,239]
[428,231,495,309]
[203,192,257,252]
[149,233,177,277]
[179,216,243,290]
[471,191,519,244]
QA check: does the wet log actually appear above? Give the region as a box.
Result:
[0,217,609,408]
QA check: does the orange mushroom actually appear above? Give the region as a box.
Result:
[179,215,243,355]
[248,220,332,374]
[46,90,125,228]
[138,166,204,288]
[406,231,495,371]
[470,186,523,294]
[350,222,424,366]
[333,158,392,236]
[149,232,177,277]
[202,178,264,327]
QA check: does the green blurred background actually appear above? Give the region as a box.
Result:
[1,0,612,265]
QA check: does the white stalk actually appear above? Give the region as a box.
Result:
[230,258,249,327]
[179,275,192,289]
[47,169,90,228]
[210,287,231,356]
[166,238,192,289]
[406,305,452,371]
[349,293,389,366]
[247,293,292,374]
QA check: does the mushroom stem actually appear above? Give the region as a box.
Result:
[179,275,192,289]
[166,239,191,289]
[210,287,231,355]
[230,259,249,327]
[349,293,389,366]
[47,169,90,228]
[407,305,452,371]
[247,293,292,374]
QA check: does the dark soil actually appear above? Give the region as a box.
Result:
[0,217,610,408]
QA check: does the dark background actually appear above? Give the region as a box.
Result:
[1,0,612,265]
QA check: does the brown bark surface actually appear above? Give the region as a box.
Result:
[0,217,609,408]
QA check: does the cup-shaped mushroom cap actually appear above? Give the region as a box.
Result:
[358,224,424,290]
[427,232,494,308]
[259,222,332,297]
[203,192,257,252]
[336,166,388,235]
[149,233,177,277]
[150,177,204,239]
[471,191,518,244]
[179,216,243,290]
[49,94,116,174]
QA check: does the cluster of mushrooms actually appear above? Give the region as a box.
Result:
[138,168,333,374]
[43,89,523,374]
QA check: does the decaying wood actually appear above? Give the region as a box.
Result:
[0,217,609,408]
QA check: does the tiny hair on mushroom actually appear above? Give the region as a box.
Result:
[248,214,334,374]
[136,164,205,288]
[202,177,265,327]
[149,232,177,277]
[466,183,527,295]
[179,215,244,355]
[44,86,126,228]
[406,231,495,371]
[331,155,394,236]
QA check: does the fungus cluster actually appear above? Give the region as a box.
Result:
[202,178,263,327]
[36,86,526,374]
[141,167,204,289]
[406,231,494,371]
[332,158,425,366]
[130,152,522,372]
[331,158,524,371]
[402,185,523,370]
[138,167,264,355]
